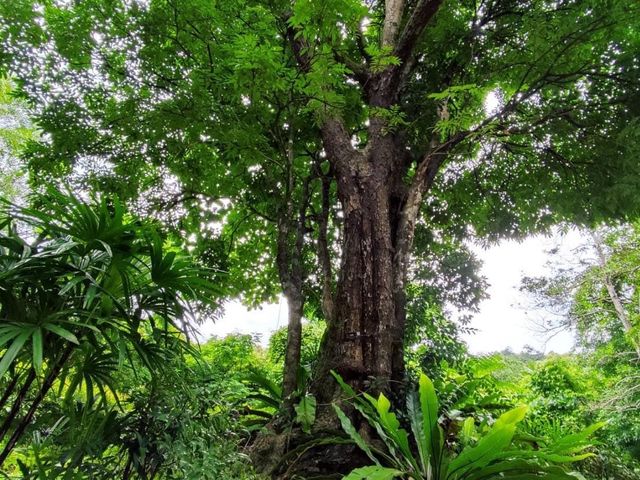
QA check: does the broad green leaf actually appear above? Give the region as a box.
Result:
[343,465,403,480]
[419,374,442,474]
[373,393,415,469]
[460,417,476,446]
[408,390,430,474]
[447,416,522,478]
[295,394,317,433]
[494,405,528,428]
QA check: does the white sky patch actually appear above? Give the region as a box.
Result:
[464,229,583,354]
[484,89,503,116]
[198,298,286,347]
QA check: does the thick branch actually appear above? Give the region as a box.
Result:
[394,0,444,65]
[393,132,467,291]
[383,0,406,47]
[320,118,360,177]
[332,49,369,87]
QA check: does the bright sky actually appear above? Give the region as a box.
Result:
[198,230,584,353]
[463,230,583,354]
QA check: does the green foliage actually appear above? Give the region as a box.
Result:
[364,45,401,74]
[0,0,639,477]
[268,321,325,368]
[294,394,316,434]
[0,186,215,377]
[521,225,640,471]
[370,106,409,135]
[334,372,602,480]
[0,188,257,478]
[0,76,35,201]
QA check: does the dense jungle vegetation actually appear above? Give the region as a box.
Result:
[0,0,639,478]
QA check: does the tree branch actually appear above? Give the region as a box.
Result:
[392,131,468,292]
[320,117,360,178]
[383,0,406,47]
[394,0,445,65]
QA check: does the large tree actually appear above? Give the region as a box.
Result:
[2,0,640,473]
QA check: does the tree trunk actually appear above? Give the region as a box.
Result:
[312,139,406,403]
[282,292,304,405]
[278,170,310,407]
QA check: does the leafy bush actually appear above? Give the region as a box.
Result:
[333,372,602,480]
[0,189,263,479]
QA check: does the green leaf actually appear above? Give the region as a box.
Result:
[331,370,357,398]
[32,328,43,374]
[0,328,20,349]
[295,394,317,433]
[446,406,528,478]
[419,374,442,474]
[548,422,605,454]
[0,331,30,377]
[43,324,79,344]
[373,393,414,468]
[494,405,528,428]
[460,417,476,446]
[343,465,403,480]
[333,403,380,466]
[59,276,86,295]
[465,459,573,480]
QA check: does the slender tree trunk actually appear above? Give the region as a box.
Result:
[0,371,21,412]
[0,368,36,441]
[280,181,309,405]
[0,344,74,467]
[278,140,311,407]
[282,293,304,405]
[317,170,335,325]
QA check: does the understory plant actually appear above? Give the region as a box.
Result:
[333,372,602,480]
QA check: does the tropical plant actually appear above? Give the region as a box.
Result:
[0,188,217,468]
[521,224,640,469]
[243,363,319,435]
[4,9,640,465]
[333,372,602,480]
[3,1,640,475]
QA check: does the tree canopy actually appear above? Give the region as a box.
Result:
[1,0,640,477]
